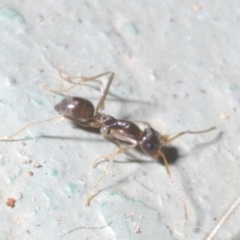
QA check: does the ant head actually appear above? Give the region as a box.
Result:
[139,127,162,159]
[54,97,95,120]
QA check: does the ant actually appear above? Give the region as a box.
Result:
[0,71,216,219]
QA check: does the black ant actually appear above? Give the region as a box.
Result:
[0,71,216,220]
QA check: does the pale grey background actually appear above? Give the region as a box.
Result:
[0,1,240,239]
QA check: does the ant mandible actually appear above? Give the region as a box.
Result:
[0,71,216,212]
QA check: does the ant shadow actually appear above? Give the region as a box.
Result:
[7,123,220,169]
[71,122,181,166]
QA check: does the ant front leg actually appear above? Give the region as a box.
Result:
[86,129,138,205]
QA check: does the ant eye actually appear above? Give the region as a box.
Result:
[146,143,155,150]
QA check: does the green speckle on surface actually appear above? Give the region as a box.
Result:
[23,133,43,141]
[228,83,239,91]
[43,191,51,199]
[33,99,44,106]
[202,195,208,201]
[23,135,32,140]
[0,5,25,24]
[84,2,90,8]
[108,191,136,203]
[122,22,139,35]
[37,133,45,137]
[50,169,58,177]
[100,202,107,208]
[6,175,16,182]
[67,183,76,193]
[118,83,133,97]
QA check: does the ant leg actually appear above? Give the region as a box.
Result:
[62,71,114,115]
[62,115,127,170]
[86,131,138,205]
[94,72,114,114]
[0,116,61,141]
[58,71,114,114]
[92,130,120,168]
[162,126,216,144]
[41,81,79,94]
[42,71,114,115]
[86,143,138,206]
[86,148,118,206]
[92,153,113,168]
[41,69,83,93]
[42,70,105,93]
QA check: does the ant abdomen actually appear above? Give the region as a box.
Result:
[54,97,95,120]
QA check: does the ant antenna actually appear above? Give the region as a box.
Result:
[157,150,187,223]
[170,177,188,225]
[157,150,171,176]
[164,126,216,144]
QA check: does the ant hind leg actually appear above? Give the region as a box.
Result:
[0,116,61,141]
[61,71,114,115]
[42,70,114,115]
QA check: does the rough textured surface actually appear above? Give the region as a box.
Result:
[0,1,240,239]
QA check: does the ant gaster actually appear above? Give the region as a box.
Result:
[0,71,216,218]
